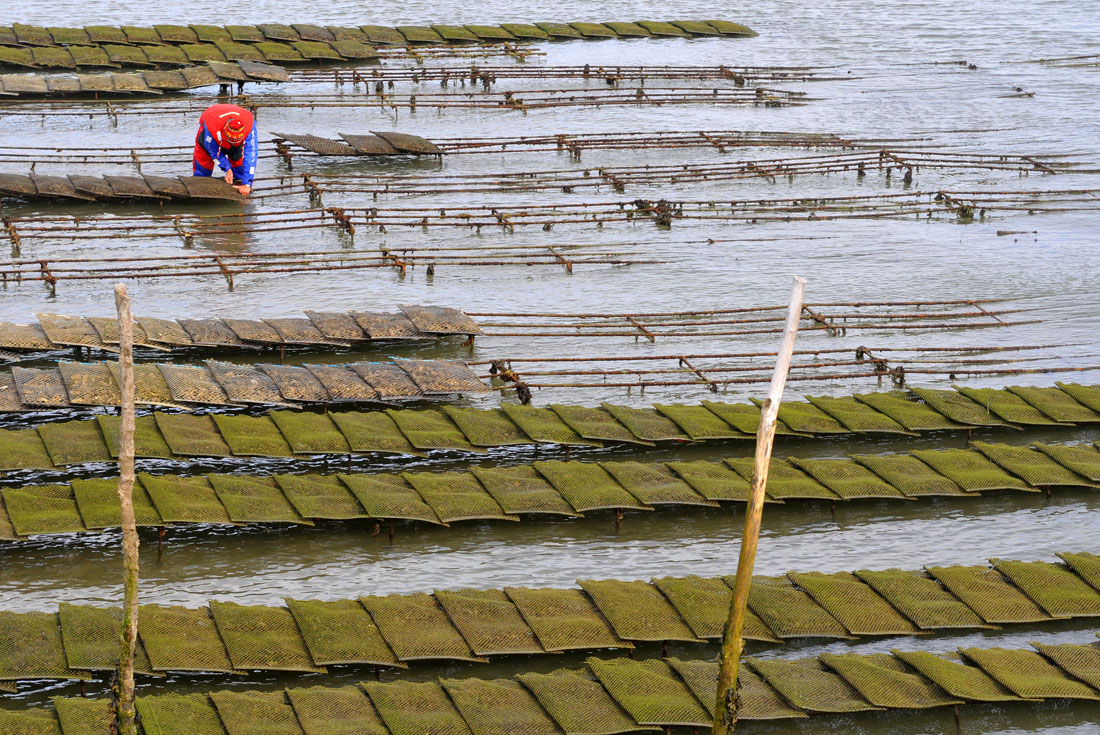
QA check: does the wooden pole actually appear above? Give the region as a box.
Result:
[114,284,139,735]
[712,276,806,735]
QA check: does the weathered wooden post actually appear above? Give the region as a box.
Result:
[713,276,806,735]
[114,284,139,735]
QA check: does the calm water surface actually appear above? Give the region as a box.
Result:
[0,1,1098,730]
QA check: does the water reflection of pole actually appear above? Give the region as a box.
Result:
[712,275,805,735]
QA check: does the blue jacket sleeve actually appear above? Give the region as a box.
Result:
[200,125,230,172]
[231,128,258,185]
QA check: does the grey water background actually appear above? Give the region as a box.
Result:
[0,1,1099,729]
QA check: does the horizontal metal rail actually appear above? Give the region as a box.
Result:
[270,149,1088,198]
[0,86,811,118]
[287,63,848,86]
[0,129,932,167]
[6,189,1095,237]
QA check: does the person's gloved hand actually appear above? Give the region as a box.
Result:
[234,184,252,196]
[223,170,233,183]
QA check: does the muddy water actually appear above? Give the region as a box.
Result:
[1,1,1100,730]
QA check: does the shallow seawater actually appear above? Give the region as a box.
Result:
[1,1,1099,729]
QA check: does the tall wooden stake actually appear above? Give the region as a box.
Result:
[712,276,806,735]
[114,284,139,735]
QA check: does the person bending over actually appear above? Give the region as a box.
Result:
[192,103,257,196]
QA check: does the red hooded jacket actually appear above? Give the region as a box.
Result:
[199,104,255,151]
[193,104,257,184]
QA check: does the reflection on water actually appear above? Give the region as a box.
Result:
[190,211,254,253]
[0,490,1094,609]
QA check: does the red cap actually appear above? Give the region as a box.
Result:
[225,118,247,144]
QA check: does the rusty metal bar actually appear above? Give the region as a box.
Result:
[0,240,684,266]
[475,310,1026,329]
[478,352,1094,379]
[373,44,545,61]
[0,130,933,166]
[466,343,1072,365]
[678,356,720,392]
[4,190,1094,246]
[0,86,812,119]
[479,322,1036,337]
[271,149,1089,197]
[625,316,657,342]
[484,363,1100,390]
[0,256,664,285]
[467,299,1007,316]
[285,64,848,87]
